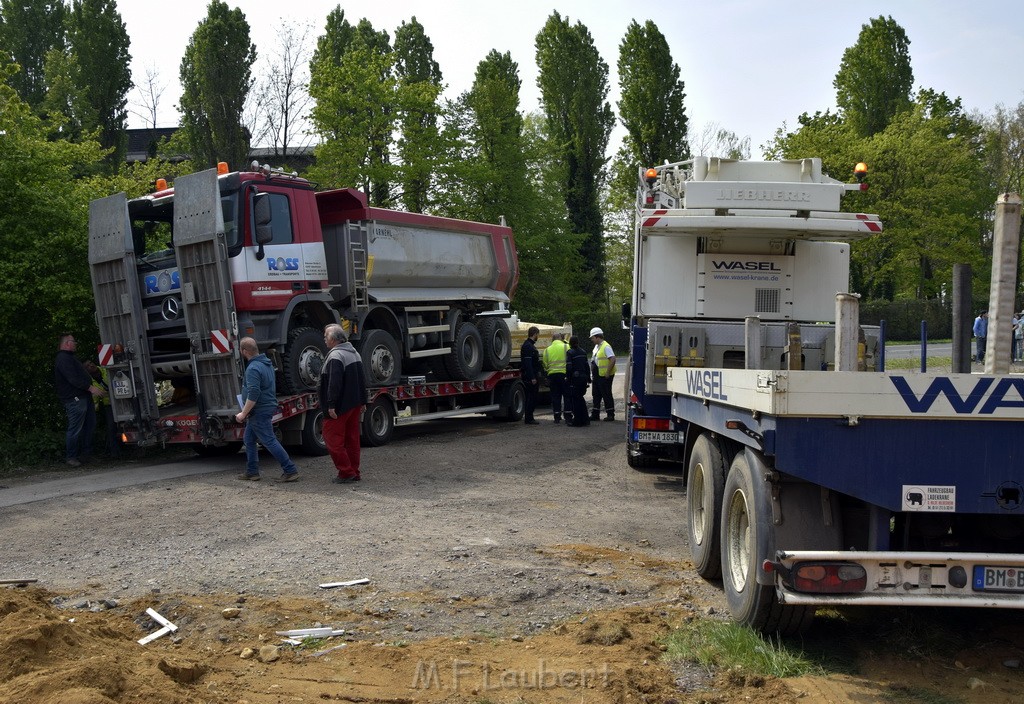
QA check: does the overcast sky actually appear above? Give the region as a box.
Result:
[119,0,1024,158]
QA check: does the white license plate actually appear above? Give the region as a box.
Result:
[973,565,1024,592]
[635,431,678,443]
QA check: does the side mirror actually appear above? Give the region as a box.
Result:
[253,193,273,246]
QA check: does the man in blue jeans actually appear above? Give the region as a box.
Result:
[54,333,106,466]
[973,311,988,363]
[234,337,298,482]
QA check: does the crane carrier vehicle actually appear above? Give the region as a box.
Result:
[625,156,1024,634]
[87,163,526,453]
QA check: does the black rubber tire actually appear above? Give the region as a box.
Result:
[280,327,327,394]
[626,441,661,469]
[721,449,814,635]
[299,408,327,455]
[477,318,512,371]
[360,395,395,447]
[192,441,242,457]
[492,379,525,421]
[358,329,401,387]
[443,321,483,380]
[687,434,726,579]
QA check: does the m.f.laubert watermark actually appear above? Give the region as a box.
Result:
[411,658,612,691]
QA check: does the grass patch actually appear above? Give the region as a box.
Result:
[662,619,825,678]
[883,356,954,370]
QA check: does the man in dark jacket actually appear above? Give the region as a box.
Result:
[235,337,299,482]
[520,326,541,425]
[320,324,368,483]
[565,335,591,426]
[54,333,106,466]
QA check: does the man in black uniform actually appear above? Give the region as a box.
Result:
[54,333,106,466]
[520,326,541,425]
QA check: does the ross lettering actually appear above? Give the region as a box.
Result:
[891,376,1024,414]
[267,256,300,272]
[144,269,180,295]
[684,369,728,401]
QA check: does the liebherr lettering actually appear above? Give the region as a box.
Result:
[684,370,728,401]
[891,376,1024,414]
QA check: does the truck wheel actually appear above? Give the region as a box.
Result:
[359,329,401,386]
[361,396,395,447]
[443,321,483,380]
[687,434,726,579]
[626,442,660,469]
[492,379,525,421]
[721,449,814,635]
[478,318,511,371]
[299,408,328,456]
[281,327,327,394]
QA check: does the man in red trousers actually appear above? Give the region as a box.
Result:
[320,324,367,483]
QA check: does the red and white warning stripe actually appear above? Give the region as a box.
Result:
[97,344,114,366]
[211,329,232,354]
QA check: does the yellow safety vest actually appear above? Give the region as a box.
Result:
[543,339,568,374]
[592,341,614,377]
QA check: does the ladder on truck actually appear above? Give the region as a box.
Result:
[171,169,243,443]
[88,194,161,430]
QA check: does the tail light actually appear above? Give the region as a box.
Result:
[791,562,867,593]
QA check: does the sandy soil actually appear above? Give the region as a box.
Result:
[1,405,1023,703]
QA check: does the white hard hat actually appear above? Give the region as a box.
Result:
[589,327,603,337]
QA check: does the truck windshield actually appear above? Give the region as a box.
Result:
[130,192,240,261]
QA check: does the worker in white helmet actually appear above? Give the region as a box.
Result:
[588,327,616,421]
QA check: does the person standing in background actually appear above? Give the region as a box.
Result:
[565,336,591,426]
[973,311,988,363]
[542,331,571,424]
[588,327,616,422]
[520,326,541,425]
[235,337,299,482]
[54,333,106,467]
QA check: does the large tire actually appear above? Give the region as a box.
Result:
[280,327,327,394]
[361,395,395,447]
[687,434,726,579]
[478,318,512,371]
[721,450,814,635]
[358,329,401,387]
[443,322,483,380]
[299,408,327,456]
[492,379,525,421]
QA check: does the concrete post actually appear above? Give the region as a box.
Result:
[986,193,1023,375]
[835,293,861,372]
[952,264,972,373]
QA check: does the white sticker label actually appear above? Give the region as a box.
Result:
[902,485,956,512]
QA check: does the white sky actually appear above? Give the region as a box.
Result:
[120,0,1024,158]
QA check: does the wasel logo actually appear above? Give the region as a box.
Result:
[711,261,782,271]
[891,376,1024,414]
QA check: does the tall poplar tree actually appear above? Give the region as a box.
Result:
[535,12,614,304]
[393,17,442,212]
[177,0,255,168]
[834,15,914,138]
[67,0,132,167]
[0,0,66,110]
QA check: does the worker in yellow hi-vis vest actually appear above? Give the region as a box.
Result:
[589,327,616,422]
[542,332,571,424]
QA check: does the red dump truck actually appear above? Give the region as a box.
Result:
[88,162,526,453]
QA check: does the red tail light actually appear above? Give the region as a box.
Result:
[631,417,670,431]
[792,562,867,593]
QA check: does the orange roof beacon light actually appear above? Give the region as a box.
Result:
[645,167,658,186]
[217,161,229,175]
[154,178,168,191]
[854,162,868,182]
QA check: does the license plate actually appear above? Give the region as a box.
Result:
[112,377,134,399]
[635,431,678,443]
[973,565,1024,592]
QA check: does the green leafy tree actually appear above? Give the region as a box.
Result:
[0,64,107,453]
[39,45,94,141]
[535,12,614,306]
[834,15,914,138]
[0,0,66,109]
[66,0,131,167]
[393,17,442,212]
[308,12,395,204]
[983,100,1024,196]
[178,0,255,168]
